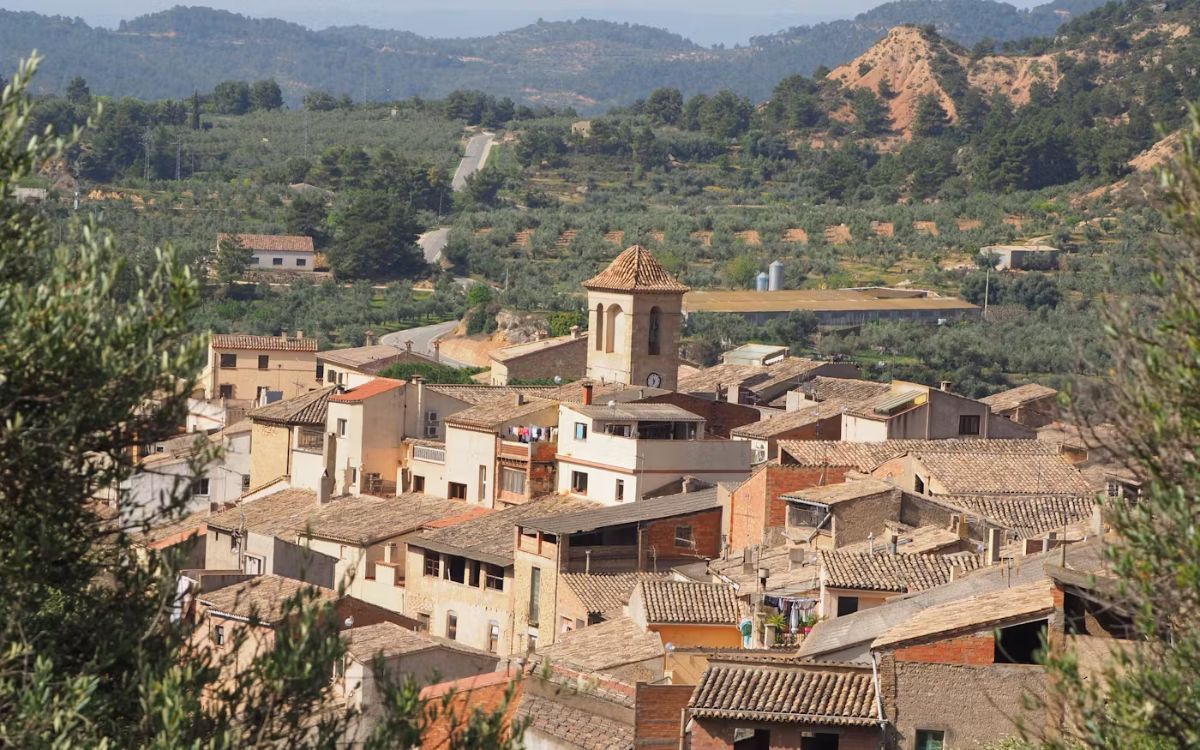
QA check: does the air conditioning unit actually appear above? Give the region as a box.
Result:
[424,425,439,438]
[426,411,439,423]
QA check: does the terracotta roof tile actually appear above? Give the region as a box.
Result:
[217,233,314,253]
[583,245,688,293]
[802,377,892,403]
[210,333,318,352]
[198,574,336,624]
[424,384,554,405]
[444,397,558,430]
[779,439,1060,472]
[345,621,482,662]
[534,617,664,673]
[731,400,848,439]
[819,550,982,593]
[980,384,1058,413]
[328,377,405,404]
[490,333,586,362]
[248,386,335,425]
[635,580,741,625]
[914,451,1091,495]
[205,488,321,536]
[516,692,634,750]
[294,493,475,545]
[319,345,429,371]
[946,494,1096,538]
[688,661,877,726]
[559,572,671,618]
[873,580,1054,649]
[783,478,897,506]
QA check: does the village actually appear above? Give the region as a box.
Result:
[126,242,1135,750]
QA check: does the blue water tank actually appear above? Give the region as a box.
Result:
[755,271,769,292]
[768,259,785,291]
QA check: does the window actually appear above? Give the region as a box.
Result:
[412,475,426,492]
[527,632,538,651]
[958,414,981,436]
[333,656,345,679]
[339,545,347,560]
[478,465,488,502]
[423,551,440,577]
[485,564,505,591]
[417,612,431,630]
[561,616,574,633]
[446,611,458,640]
[445,555,466,584]
[213,624,225,646]
[487,621,500,653]
[194,478,210,496]
[914,475,926,495]
[837,596,860,617]
[336,418,348,437]
[647,306,661,355]
[258,354,270,370]
[219,353,237,368]
[244,555,263,575]
[297,428,323,451]
[994,620,1047,664]
[468,561,481,587]
[593,303,604,351]
[615,479,625,502]
[574,422,588,440]
[528,567,542,622]
[732,728,770,750]
[241,474,250,491]
[218,384,234,399]
[501,467,526,496]
[674,525,695,548]
[296,258,307,267]
[571,471,588,494]
[315,363,324,381]
[250,256,259,264]
[272,257,284,266]
[916,730,945,750]
[327,369,337,384]
[448,482,467,500]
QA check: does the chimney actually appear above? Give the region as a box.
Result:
[569,325,580,339]
[986,528,1002,565]
[432,340,441,362]
[681,476,698,493]
[957,515,970,540]
[949,564,960,582]
[364,330,375,346]
[888,533,898,555]
[940,380,952,392]
[296,330,304,339]
[405,340,414,353]
[280,330,289,341]
[582,383,594,406]
[514,392,526,406]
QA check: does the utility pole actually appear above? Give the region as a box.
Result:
[141,127,154,181]
[175,137,183,181]
[983,265,991,321]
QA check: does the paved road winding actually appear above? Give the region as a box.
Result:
[451,132,496,191]
[379,320,467,368]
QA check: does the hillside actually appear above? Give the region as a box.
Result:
[0,0,1104,110]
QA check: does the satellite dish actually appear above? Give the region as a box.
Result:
[554,375,562,384]
[343,616,354,628]
[607,400,617,408]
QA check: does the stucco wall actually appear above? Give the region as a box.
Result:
[403,545,514,655]
[250,422,292,489]
[205,346,318,401]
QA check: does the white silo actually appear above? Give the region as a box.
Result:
[768,259,784,291]
[755,271,769,292]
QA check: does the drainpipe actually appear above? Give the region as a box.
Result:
[871,650,888,740]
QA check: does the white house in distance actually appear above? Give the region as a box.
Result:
[217,233,316,272]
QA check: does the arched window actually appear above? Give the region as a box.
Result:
[594,303,605,351]
[605,304,622,353]
[648,306,662,355]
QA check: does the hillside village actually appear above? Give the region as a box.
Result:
[123,244,1140,749]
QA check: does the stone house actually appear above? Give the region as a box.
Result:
[203,488,338,581]
[488,329,588,385]
[246,386,336,491]
[318,340,432,389]
[200,332,320,403]
[627,579,743,649]
[124,419,252,520]
[841,381,1035,442]
[817,549,982,619]
[677,357,861,407]
[326,378,407,496]
[730,400,845,464]
[401,495,594,656]
[217,233,316,272]
[683,658,880,750]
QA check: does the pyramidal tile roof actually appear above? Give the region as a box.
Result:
[583,245,689,293]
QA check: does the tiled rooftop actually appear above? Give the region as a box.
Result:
[559,571,671,618]
[210,333,318,352]
[779,439,1060,472]
[980,383,1058,413]
[914,451,1092,496]
[344,621,478,662]
[783,478,897,506]
[534,617,664,674]
[819,550,982,593]
[205,488,322,536]
[516,692,634,750]
[217,233,314,253]
[198,574,336,624]
[730,400,845,440]
[318,344,418,370]
[802,376,891,404]
[424,384,554,405]
[947,494,1097,538]
[248,386,335,426]
[873,580,1054,649]
[328,377,405,404]
[582,245,689,293]
[444,396,558,430]
[490,332,585,362]
[635,579,741,625]
[294,493,474,545]
[569,403,704,422]
[688,661,877,726]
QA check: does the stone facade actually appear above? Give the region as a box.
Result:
[490,335,587,385]
[728,464,851,552]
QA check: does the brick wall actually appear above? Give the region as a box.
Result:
[878,651,1046,750]
[729,464,852,552]
[829,489,901,547]
[687,719,878,750]
[893,632,994,665]
[644,508,723,561]
[497,336,587,384]
[635,684,693,748]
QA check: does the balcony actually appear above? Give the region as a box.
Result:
[413,444,445,463]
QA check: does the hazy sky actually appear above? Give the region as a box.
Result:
[0,0,1047,45]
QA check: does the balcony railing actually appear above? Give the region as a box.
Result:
[413,445,445,463]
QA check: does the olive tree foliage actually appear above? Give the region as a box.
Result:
[1036,106,1200,750]
[0,57,520,749]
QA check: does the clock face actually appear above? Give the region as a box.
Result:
[646,372,663,388]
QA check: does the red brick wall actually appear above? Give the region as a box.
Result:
[687,719,878,750]
[635,684,693,748]
[728,464,852,552]
[645,508,722,559]
[894,632,994,665]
